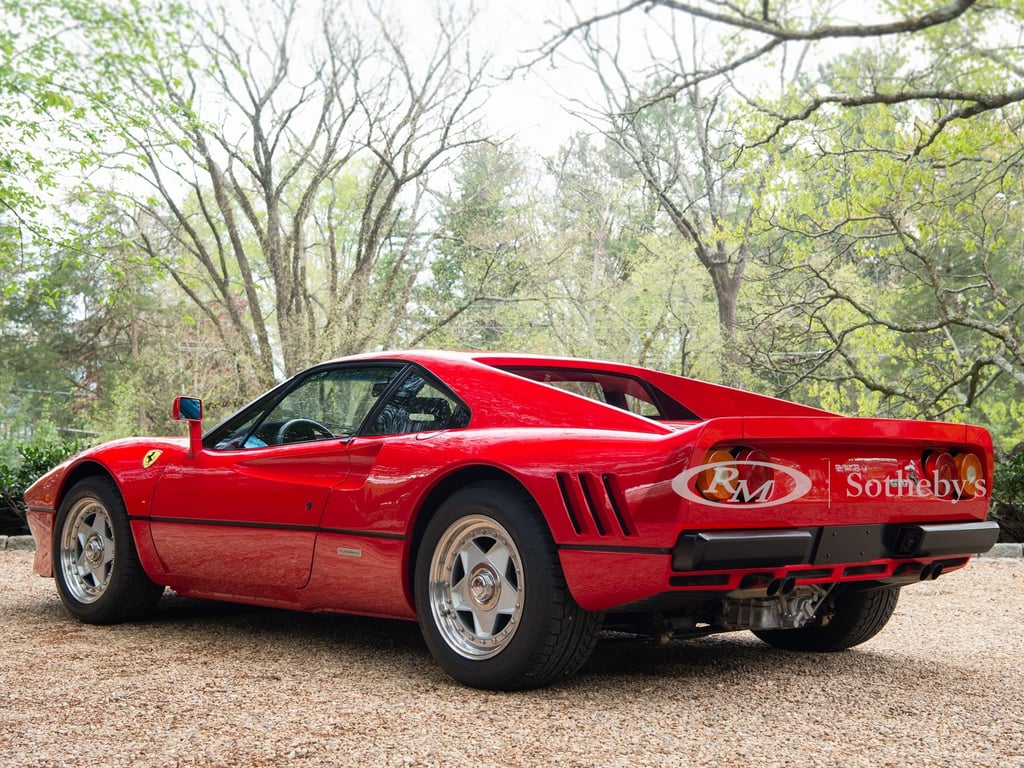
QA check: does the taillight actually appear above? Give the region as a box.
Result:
[734,448,773,498]
[923,451,956,499]
[955,452,984,498]
[923,450,985,499]
[696,447,776,503]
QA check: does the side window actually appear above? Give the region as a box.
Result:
[212,365,403,449]
[364,374,465,436]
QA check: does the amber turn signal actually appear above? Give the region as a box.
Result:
[696,447,776,503]
[697,449,736,500]
[954,452,984,498]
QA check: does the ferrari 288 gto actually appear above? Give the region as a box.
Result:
[24,350,999,689]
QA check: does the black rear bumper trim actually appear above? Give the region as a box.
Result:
[673,520,1000,572]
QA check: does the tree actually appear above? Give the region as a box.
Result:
[539,0,1024,442]
[540,133,709,371]
[415,142,546,350]
[542,0,1024,151]
[0,0,196,444]
[1,0,91,260]
[558,13,778,383]
[745,91,1024,451]
[94,0,491,387]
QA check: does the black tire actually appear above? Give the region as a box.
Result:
[414,481,602,690]
[52,476,164,624]
[753,585,900,652]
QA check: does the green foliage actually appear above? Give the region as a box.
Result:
[415,143,546,351]
[0,438,85,536]
[991,453,1024,543]
[743,55,1024,450]
[0,0,190,443]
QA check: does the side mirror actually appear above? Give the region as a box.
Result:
[173,396,203,421]
[173,396,204,457]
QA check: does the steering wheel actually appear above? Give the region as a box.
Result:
[276,418,334,444]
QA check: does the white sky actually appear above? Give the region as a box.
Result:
[405,0,671,155]
[436,0,604,154]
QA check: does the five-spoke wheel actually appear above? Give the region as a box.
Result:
[415,482,601,690]
[53,477,164,624]
[426,514,525,659]
[58,494,117,605]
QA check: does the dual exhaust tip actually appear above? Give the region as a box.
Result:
[762,564,942,596]
[749,563,943,597]
[919,562,944,581]
[766,576,797,597]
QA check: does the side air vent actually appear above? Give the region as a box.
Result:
[556,472,634,537]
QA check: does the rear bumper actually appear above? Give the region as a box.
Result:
[673,520,1000,571]
[558,519,999,612]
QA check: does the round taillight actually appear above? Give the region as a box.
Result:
[733,447,774,502]
[924,451,956,499]
[955,452,984,498]
[697,449,735,500]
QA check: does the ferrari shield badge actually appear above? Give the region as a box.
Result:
[142,449,163,469]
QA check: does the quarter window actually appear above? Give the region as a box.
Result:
[364,374,465,436]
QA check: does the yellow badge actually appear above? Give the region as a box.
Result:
[142,449,163,469]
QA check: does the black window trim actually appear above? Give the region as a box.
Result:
[202,360,473,450]
[202,361,412,450]
[357,362,471,437]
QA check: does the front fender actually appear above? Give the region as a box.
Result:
[22,437,189,579]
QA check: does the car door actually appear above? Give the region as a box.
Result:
[148,364,405,592]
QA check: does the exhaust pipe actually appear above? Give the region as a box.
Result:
[767,576,797,597]
[919,563,944,581]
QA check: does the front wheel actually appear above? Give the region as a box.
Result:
[753,585,900,652]
[415,482,601,690]
[53,477,164,624]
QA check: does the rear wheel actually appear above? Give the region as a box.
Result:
[753,585,900,652]
[415,482,601,690]
[53,477,163,624]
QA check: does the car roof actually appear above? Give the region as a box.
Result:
[325,349,833,421]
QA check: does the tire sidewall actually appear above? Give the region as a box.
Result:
[53,477,139,624]
[754,584,900,652]
[415,484,562,689]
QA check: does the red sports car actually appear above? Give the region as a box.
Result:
[24,350,999,689]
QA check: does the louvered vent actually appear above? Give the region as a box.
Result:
[556,472,634,537]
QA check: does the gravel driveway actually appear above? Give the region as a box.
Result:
[1,549,1021,768]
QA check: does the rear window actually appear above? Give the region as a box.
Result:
[498,366,698,421]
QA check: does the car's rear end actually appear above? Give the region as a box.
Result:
[674,415,994,584]
[556,414,998,647]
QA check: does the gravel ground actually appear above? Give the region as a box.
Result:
[1,550,1021,768]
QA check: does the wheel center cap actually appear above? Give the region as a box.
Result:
[84,535,105,566]
[469,565,499,609]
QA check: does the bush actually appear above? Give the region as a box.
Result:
[991,452,1024,543]
[0,440,86,536]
